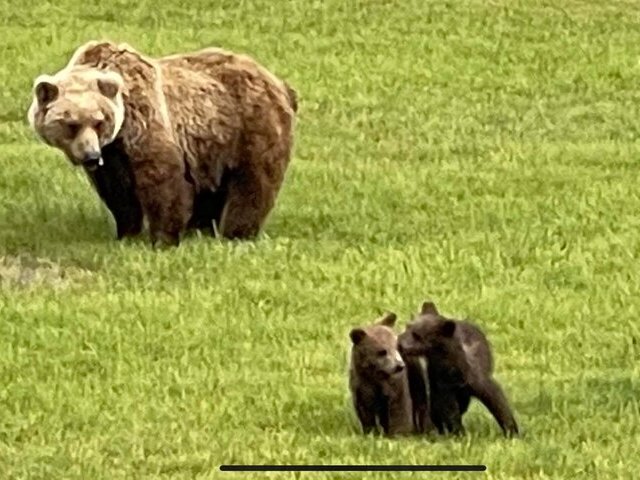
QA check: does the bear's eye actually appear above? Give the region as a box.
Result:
[377,349,387,357]
[93,120,104,133]
[412,331,422,342]
[65,122,81,138]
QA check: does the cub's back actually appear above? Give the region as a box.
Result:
[456,321,494,374]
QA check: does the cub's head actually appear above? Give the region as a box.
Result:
[398,301,457,356]
[350,312,405,379]
[27,66,125,170]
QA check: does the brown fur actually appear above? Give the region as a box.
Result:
[398,301,519,437]
[29,41,297,246]
[348,313,413,437]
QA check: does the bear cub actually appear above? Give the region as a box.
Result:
[398,301,519,437]
[349,313,414,436]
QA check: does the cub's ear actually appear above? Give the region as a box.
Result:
[35,78,59,106]
[421,301,439,315]
[439,320,456,337]
[350,328,367,345]
[378,312,397,327]
[97,74,123,99]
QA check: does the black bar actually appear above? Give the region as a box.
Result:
[220,465,487,472]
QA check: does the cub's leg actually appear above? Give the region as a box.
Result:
[471,377,519,437]
[385,384,415,437]
[431,388,464,436]
[353,388,378,435]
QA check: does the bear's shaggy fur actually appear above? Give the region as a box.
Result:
[348,313,414,437]
[28,41,298,246]
[398,301,520,437]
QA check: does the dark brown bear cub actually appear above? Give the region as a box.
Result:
[398,301,519,437]
[349,313,413,436]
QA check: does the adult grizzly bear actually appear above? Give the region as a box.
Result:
[27,41,298,246]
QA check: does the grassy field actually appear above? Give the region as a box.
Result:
[1,0,639,478]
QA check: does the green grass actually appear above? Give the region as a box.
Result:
[1,0,639,478]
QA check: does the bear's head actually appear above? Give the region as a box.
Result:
[397,301,457,357]
[27,66,125,170]
[350,312,406,380]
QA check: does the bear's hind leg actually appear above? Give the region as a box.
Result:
[431,388,464,435]
[217,167,281,240]
[217,117,292,239]
[471,377,519,437]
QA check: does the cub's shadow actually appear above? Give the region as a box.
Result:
[519,374,638,416]
[252,389,519,440]
[252,390,356,436]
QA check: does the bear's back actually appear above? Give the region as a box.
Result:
[456,321,493,376]
[160,48,287,94]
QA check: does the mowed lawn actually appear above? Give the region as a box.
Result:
[1,0,639,478]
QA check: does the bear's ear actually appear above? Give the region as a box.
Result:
[421,301,439,315]
[350,328,367,345]
[97,77,121,99]
[377,312,397,327]
[35,80,59,106]
[439,320,456,337]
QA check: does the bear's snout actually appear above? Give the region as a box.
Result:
[391,350,405,375]
[82,151,103,171]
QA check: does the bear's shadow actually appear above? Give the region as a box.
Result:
[0,201,141,258]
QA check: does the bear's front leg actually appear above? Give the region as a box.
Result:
[86,140,144,240]
[129,138,193,247]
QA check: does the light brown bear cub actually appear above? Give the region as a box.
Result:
[28,41,297,246]
[348,312,414,436]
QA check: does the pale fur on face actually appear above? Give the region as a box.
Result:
[27,66,126,146]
